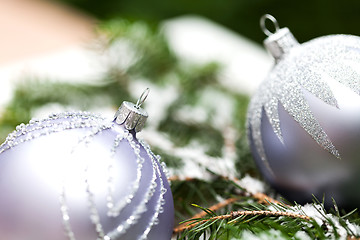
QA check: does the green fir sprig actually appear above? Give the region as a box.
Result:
[172,179,360,240]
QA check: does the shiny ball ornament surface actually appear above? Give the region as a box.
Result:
[247,15,360,208]
[0,110,174,239]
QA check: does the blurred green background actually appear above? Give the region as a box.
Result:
[60,0,360,43]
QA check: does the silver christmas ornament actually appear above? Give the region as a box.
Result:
[247,15,360,208]
[0,88,174,240]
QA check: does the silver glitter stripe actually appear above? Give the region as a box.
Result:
[107,132,144,218]
[105,141,158,240]
[106,132,125,214]
[59,186,76,240]
[85,163,106,240]
[0,111,110,154]
[79,128,109,240]
[139,140,171,182]
[138,141,167,240]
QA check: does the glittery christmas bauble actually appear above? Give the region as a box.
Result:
[247,15,360,208]
[0,92,174,239]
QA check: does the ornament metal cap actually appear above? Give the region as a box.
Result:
[114,88,149,132]
[261,14,299,60]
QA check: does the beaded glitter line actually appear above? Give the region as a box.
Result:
[79,127,111,240]
[248,34,360,169]
[140,140,171,182]
[140,139,169,188]
[60,186,76,240]
[138,140,167,240]
[139,164,165,240]
[106,132,125,214]
[105,142,158,240]
[0,111,108,154]
[106,131,144,218]
[85,163,106,240]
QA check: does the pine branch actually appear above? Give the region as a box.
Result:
[252,192,283,205]
[174,209,311,233]
[173,197,238,233]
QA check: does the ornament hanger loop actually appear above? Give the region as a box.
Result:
[260,14,280,37]
[135,88,150,109]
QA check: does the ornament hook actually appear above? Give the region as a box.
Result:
[135,88,150,109]
[114,88,149,132]
[260,14,280,37]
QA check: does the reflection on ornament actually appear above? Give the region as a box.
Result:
[247,14,360,208]
[0,89,174,240]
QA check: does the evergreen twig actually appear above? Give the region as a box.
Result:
[252,192,284,205]
[173,197,238,233]
[174,209,311,233]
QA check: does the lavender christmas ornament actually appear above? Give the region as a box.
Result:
[0,88,174,240]
[247,15,360,208]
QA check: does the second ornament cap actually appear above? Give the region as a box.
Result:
[261,14,299,60]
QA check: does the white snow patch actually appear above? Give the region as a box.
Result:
[347,220,360,236]
[104,38,138,71]
[175,105,208,124]
[293,204,325,226]
[198,88,235,130]
[140,129,237,179]
[163,15,273,95]
[237,174,265,194]
[287,204,360,240]
[237,229,284,240]
[294,231,312,240]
